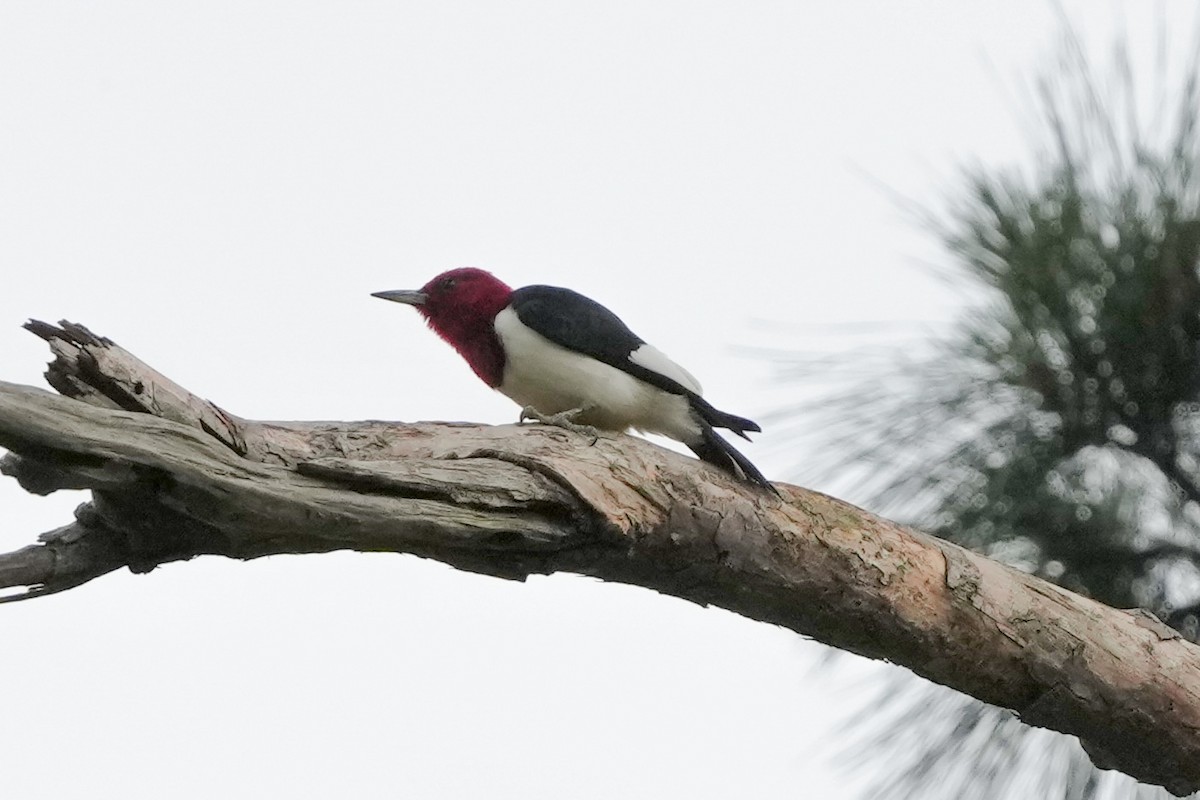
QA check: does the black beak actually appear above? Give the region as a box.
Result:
[371,290,428,306]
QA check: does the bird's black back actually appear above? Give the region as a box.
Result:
[510,284,762,437]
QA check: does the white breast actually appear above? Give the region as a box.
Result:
[493,307,701,442]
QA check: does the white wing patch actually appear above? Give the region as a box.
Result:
[629,344,703,395]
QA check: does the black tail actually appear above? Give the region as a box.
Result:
[688,420,777,494]
[689,396,761,441]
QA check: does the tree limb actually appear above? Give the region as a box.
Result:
[2,321,1200,795]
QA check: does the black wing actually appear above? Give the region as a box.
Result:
[509,285,762,436]
[510,285,684,395]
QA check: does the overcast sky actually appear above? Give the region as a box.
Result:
[1,3,1192,798]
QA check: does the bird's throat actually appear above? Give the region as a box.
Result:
[435,323,506,387]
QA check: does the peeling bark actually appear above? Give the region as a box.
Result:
[2,321,1200,795]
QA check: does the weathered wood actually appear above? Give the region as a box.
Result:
[2,321,1199,795]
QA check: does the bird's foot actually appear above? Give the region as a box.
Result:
[519,405,600,443]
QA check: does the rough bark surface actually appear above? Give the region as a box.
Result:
[2,321,1199,795]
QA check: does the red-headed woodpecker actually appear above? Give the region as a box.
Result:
[372,268,773,490]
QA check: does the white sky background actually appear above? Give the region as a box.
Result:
[0,2,1191,798]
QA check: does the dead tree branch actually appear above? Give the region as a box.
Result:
[1,321,1199,795]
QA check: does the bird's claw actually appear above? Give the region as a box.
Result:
[518,405,600,444]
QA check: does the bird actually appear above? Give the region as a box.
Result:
[372,267,774,491]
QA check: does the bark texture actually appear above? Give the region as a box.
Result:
[2,321,1200,795]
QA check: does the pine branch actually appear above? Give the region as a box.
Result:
[1,322,1199,795]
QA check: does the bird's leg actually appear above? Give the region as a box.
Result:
[518,405,600,443]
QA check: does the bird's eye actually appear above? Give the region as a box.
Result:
[442,278,457,291]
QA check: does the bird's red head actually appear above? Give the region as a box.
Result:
[372,267,514,386]
[414,268,514,330]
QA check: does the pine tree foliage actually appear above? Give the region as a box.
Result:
[778,33,1200,800]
